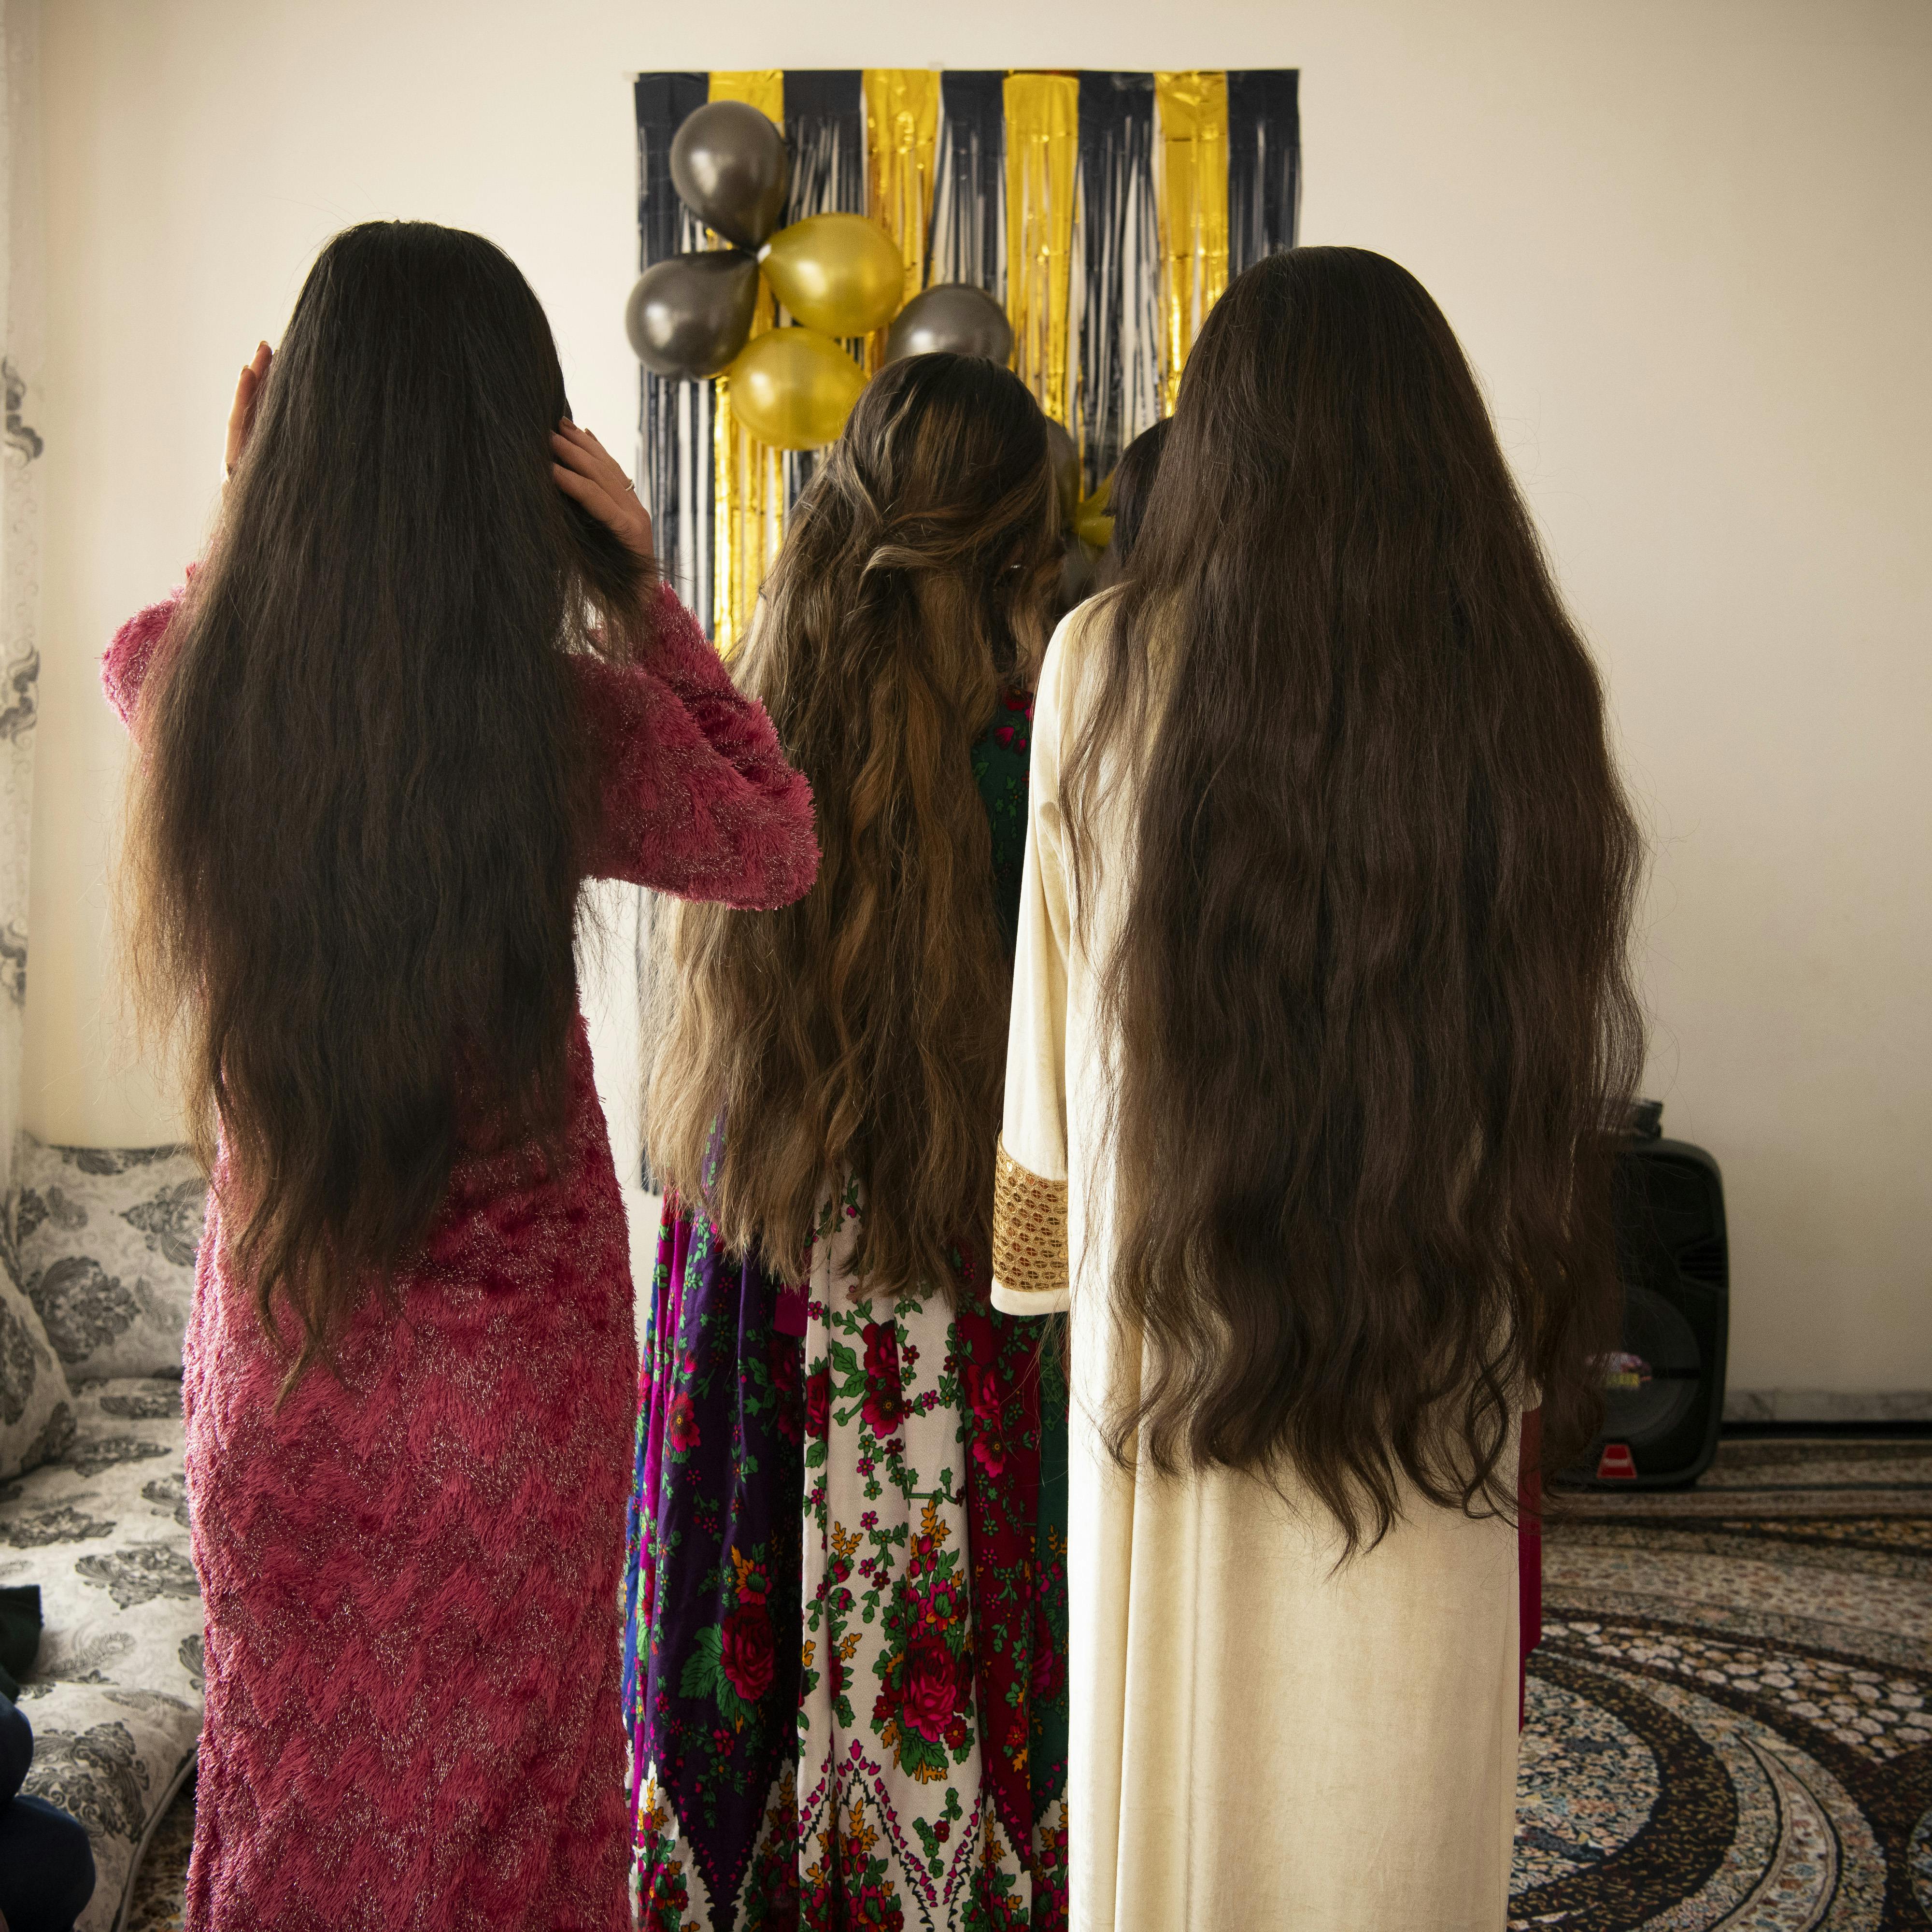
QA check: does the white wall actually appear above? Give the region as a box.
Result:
[27,0,1930,1394]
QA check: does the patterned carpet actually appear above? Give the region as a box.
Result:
[127,1435,1929,1930]
[124,1787,193,1931]
[1518,1435,1930,1930]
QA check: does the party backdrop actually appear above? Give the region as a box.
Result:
[634,69,1300,646]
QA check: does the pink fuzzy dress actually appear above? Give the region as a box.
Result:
[102,586,817,1931]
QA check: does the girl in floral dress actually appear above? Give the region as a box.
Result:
[623,354,1070,1932]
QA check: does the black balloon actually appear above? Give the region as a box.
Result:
[670,100,791,249]
[625,252,761,381]
[881,284,1014,365]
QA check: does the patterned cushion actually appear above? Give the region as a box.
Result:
[15,1138,206,1380]
[0,1255,76,1480]
[0,1376,202,1932]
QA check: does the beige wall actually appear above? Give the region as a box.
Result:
[26,0,1930,1392]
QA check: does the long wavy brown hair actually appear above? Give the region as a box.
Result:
[646,353,1059,1299]
[121,221,653,1378]
[1065,247,1645,1547]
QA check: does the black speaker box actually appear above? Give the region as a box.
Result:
[1569,1103,1730,1489]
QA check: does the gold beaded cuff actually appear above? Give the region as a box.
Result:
[992,1136,1069,1308]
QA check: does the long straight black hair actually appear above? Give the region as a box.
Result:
[1065,247,1645,1547]
[123,220,653,1378]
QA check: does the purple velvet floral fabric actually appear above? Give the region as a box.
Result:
[623,1208,805,1929]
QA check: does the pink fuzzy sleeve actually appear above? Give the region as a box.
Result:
[575,585,819,909]
[101,583,187,730]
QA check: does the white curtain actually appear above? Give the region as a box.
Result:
[0,0,43,1283]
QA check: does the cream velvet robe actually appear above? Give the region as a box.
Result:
[991,600,1520,1932]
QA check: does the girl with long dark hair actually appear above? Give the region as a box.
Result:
[104,221,817,1929]
[627,353,1070,1929]
[993,248,1644,1926]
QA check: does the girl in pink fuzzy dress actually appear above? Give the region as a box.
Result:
[102,221,816,1931]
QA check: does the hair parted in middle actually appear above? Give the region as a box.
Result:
[646,352,1062,1301]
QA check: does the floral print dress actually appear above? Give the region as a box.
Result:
[623,692,1069,1932]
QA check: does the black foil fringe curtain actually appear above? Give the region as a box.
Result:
[929,72,1007,296]
[1227,69,1301,277]
[1075,73,1162,493]
[636,72,713,627]
[782,70,865,227]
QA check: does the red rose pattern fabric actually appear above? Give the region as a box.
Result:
[796,1177,1069,1931]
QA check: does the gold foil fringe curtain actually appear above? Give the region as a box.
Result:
[1154,72,1229,414]
[1002,73,1080,427]
[699,68,1239,648]
[708,72,786,653]
[864,70,940,373]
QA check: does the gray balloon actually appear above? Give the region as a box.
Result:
[670,100,791,249]
[882,284,1014,365]
[625,252,760,381]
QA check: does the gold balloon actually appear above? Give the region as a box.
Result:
[728,327,868,450]
[758,214,905,338]
[1074,474,1115,551]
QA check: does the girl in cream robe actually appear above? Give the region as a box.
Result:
[991,596,1521,1932]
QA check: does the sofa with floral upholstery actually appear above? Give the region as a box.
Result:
[0,1138,207,1932]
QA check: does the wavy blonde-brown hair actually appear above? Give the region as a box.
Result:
[646,353,1059,1298]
